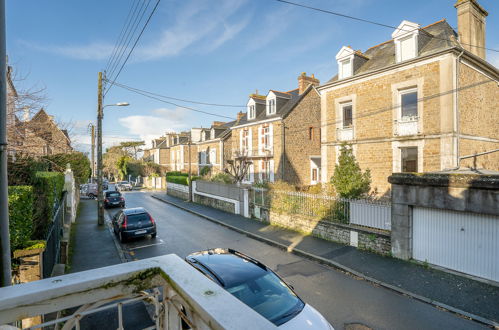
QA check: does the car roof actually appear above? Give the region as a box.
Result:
[105,191,120,195]
[186,249,269,288]
[122,207,147,215]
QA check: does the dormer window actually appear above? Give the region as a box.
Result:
[267,98,276,115]
[248,105,256,119]
[335,46,355,80]
[392,20,420,63]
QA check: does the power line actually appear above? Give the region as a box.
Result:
[106,80,247,108]
[105,0,161,97]
[105,0,151,86]
[106,79,236,120]
[275,0,499,53]
[104,0,139,75]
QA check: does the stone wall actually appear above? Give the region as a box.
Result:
[267,211,391,255]
[193,194,235,213]
[166,182,189,200]
[282,87,321,186]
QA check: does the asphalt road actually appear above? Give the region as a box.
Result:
[105,190,486,330]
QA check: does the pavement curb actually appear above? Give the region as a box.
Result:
[151,194,498,328]
[103,209,128,264]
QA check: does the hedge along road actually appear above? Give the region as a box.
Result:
[106,191,487,330]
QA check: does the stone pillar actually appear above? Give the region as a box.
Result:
[390,202,412,259]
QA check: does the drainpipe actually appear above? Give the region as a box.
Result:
[453,50,465,170]
[281,120,285,180]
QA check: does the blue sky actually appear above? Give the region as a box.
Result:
[6,0,499,152]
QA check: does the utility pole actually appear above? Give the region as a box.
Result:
[188,133,192,202]
[88,123,95,181]
[0,0,12,287]
[97,72,104,225]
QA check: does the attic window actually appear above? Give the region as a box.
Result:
[248,105,256,120]
[267,99,276,115]
[339,59,352,79]
[392,20,420,63]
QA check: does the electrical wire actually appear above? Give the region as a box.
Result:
[105,0,151,86]
[105,0,161,97]
[275,0,499,53]
[106,80,247,108]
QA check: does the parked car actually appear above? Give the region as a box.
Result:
[185,249,333,329]
[103,179,109,190]
[104,191,125,208]
[117,181,133,191]
[80,183,98,198]
[112,207,156,243]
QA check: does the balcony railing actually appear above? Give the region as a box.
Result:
[336,127,354,141]
[233,148,273,158]
[0,254,276,330]
[394,116,419,136]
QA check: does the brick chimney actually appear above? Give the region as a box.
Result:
[236,111,245,121]
[455,0,488,59]
[298,72,320,94]
[212,121,226,127]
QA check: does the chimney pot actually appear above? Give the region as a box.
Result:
[298,73,320,94]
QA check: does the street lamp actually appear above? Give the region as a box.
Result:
[96,92,129,225]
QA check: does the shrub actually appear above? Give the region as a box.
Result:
[210,172,234,184]
[166,171,188,177]
[199,166,211,177]
[331,143,371,198]
[8,186,34,251]
[32,171,65,239]
[8,156,48,186]
[166,175,200,185]
[44,152,91,184]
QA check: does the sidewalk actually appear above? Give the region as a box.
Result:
[68,199,154,329]
[152,193,499,327]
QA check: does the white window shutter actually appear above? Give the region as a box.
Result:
[258,125,262,154]
[248,129,253,156]
[239,130,243,152]
[212,148,216,164]
[269,124,274,152]
[270,159,274,182]
[250,165,254,183]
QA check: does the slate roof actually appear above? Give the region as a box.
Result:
[233,89,302,127]
[326,19,460,83]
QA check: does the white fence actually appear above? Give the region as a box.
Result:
[0,255,276,329]
[349,199,391,231]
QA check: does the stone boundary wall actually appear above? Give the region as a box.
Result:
[193,194,236,214]
[166,182,189,200]
[267,211,391,255]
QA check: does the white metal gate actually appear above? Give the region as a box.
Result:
[413,207,499,282]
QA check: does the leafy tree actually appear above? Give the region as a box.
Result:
[331,143,371,198]
[120,141,145,159]
[44,152,91,184]
[103,146,127,180]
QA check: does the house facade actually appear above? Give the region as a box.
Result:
[230,73,321,185]
[318,0,498,194]
[143,136,170,167]
[195,122,233,175]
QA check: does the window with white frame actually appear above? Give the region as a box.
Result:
[242,129,250,153]
[261,160,271,182]
[244,164,253,182]
[261,125,271,151]
[400,88,418,119]
[392,20,420,63]
[210,148,216,164]
[310,157,321,185]
[399,35,416,62]
[248,105,256,119]
[341,102,353,128]
[267,99,276,115]
[401,147,418,172]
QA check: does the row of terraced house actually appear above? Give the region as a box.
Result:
[143,0,498,195]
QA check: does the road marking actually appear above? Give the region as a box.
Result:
[127,242,165,251]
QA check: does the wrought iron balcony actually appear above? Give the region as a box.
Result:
[0,254,276,329]
[394,116,420,136]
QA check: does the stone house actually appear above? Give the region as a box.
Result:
[143,136,170,167]
[317,0,498,194]
[230,73,321,184]
[14,108,72,157]
[195,122,234,176]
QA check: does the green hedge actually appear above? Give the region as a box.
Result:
[32,171,65,238]
[44,152,91,185]
[166,171,188,177]
[8,186,34,250]
[166,175,200,186]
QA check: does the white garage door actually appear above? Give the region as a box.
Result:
[413,207,499,282]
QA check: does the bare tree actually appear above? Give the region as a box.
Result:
[224,150,252,185]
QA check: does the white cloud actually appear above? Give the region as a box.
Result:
[244,7,292,53]
[118,107,190,147]
[19,40,113,60]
